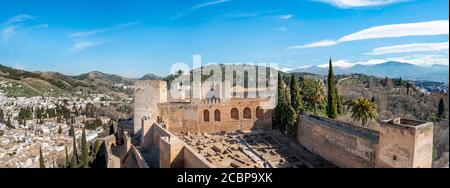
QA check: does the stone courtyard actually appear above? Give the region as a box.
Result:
[177,129,335,168]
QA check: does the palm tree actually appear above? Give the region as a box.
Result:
[349,98,377,126]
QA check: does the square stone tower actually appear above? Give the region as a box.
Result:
[376,118,433,168]
[133,80,167,135]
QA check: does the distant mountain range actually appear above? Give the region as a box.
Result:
[0,64,163,97]
[289,61,449,83]
[1,61,448,97]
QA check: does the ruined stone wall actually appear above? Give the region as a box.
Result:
[297,114,379,168]
[158,134,213,168]
[183,145,215,168]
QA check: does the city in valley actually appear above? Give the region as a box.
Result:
[0,0,449,169]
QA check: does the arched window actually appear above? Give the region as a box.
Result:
[214,110,221,122]
[231,108,239,120]
[244,107,252,119]
[203,110,210,122]
[256,106,264,119]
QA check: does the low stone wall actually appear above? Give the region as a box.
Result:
[297,113,379,168]
[159,134,214,168]
[183,145,215,168]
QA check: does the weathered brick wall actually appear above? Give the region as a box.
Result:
[297,114,379,168]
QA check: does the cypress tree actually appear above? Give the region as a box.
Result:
[65,145,69,168]
[274,72,291,133]
[335,88,343,115]
[290,75,303,113]
[438,98,445,119]
[406,82,411,95]
[6,116,13,129]
[71,129,78,167]
[0,109,4,123]
[39,147,46,168]
[81,128,89,167]
[327,58,338,119]
[69,124,75,137]
[286,105,298,137]
[273,73,284,129]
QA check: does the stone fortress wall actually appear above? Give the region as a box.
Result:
[297,113,379,168]
[297,113,433,168]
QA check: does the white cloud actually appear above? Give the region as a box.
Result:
[1,14,42,43]
[291,20,449,49]
[338,20,449,42]
[314,55,449,69]
[288,40,338,49]
[318,60,356,68]
[68,22,137,52]
[279,14,294,20]
[192,0,230,10]
[384,54,449,66]
[2,14,34,25]
[280,68,294,72]
[70,22,139,38]
[70,41,104,52]
[366,42,449,55]
[172,0,231,20]
[1,25,18,42]
[314,0,404,8]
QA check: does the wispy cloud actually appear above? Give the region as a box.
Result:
[366,42,449,55]
[70,41,105,52]
[172,0,231,20]
[70,21,139,38]
[317,59,356,68]
[2,14,34,25]
[1,14,42,43]
[290,20,449,49]
[1,25,18,42]
[313,0,405,8]
[288,40,337,49]
[279,14,294,20]
[68,21,138,52]
[314,54,449,69]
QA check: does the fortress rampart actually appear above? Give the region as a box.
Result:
[297,113,433,168]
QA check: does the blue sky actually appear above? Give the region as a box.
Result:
[0,0,448,77]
